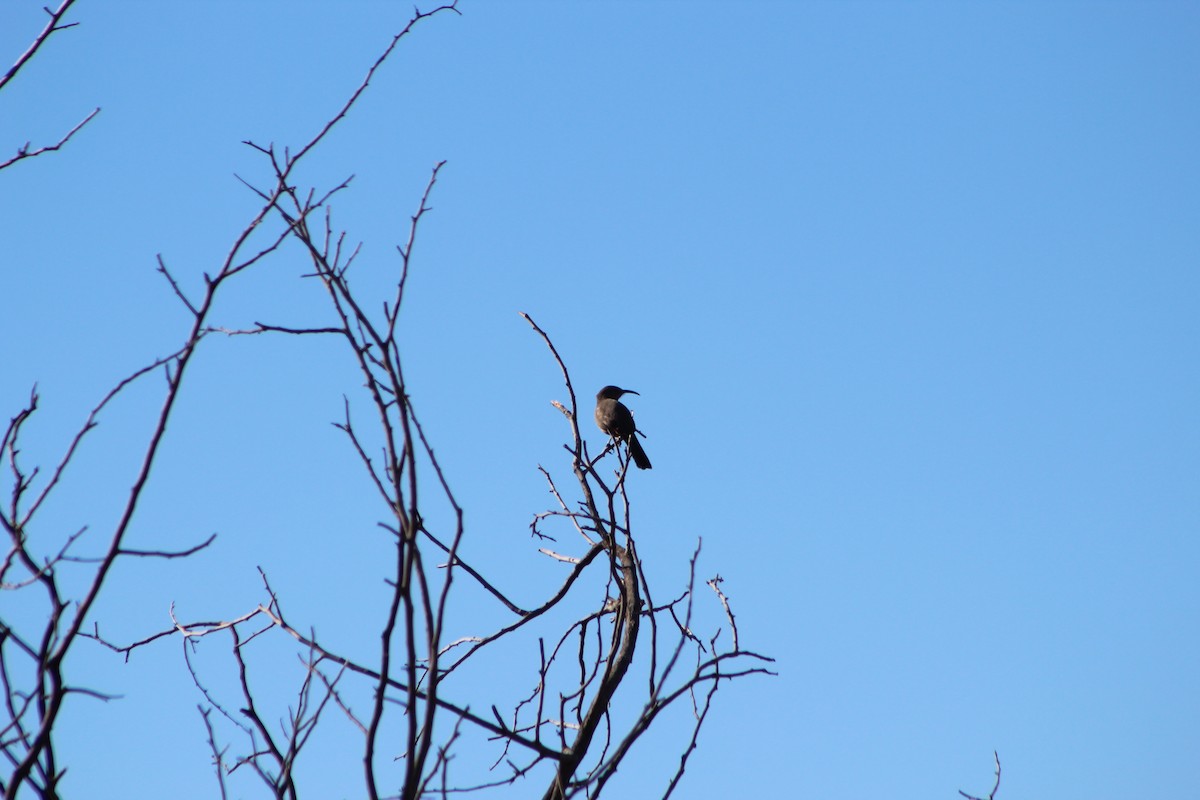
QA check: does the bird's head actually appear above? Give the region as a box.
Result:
[597,385,638,401]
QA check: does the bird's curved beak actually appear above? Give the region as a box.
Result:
[624,389,640,396]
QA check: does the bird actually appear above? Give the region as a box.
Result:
[594,385,652,469]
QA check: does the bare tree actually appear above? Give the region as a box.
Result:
[3,4,774,799]
[2,5,1007,798]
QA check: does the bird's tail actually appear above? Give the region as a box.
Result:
[626,435,652,470]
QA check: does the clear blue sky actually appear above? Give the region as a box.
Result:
[2,2,1198,798]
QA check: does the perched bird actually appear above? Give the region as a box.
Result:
[594,385,652,470]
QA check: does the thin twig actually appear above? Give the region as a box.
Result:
[0,107,100,172]
[959,751,1002,800]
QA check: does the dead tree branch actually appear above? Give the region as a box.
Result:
[1,1,99,172]
[960,751,1002,800]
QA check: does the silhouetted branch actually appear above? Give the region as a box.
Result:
[118,532,217,559]
[0,107,99,172]
[1,1,99,174]
[1,0,82,92]
[960,751,1002,800]
[198,705,230,800]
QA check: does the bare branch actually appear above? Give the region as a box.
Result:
[960,751,1002,800]
[288,4,460,167]
[0,107,100,172]
[117,532,217,559]
[705,573,739,653]
[19,342,195,528]
[1,1,98,173]
[156,255,199,317]
[198,706,230,800]
[1,0,82,92]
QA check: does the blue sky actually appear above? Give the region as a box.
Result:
[2,2,1198,798]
